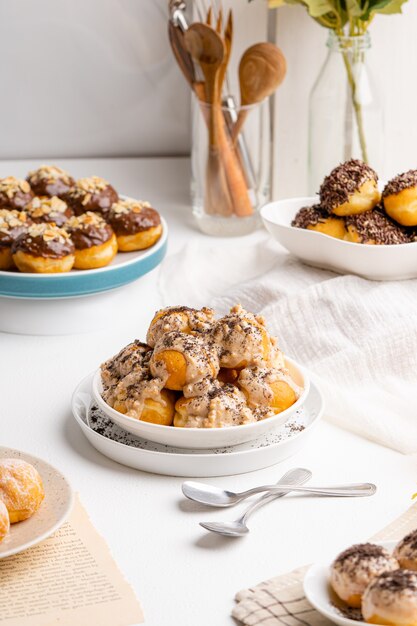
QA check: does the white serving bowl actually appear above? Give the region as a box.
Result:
[261,196,417,281]
[91,357,310,449]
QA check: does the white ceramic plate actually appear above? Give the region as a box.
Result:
[0,447,74,559]
[71,372,323,477]
[91,358,310,449]
[304,540,395,625]
[261,197,417,281]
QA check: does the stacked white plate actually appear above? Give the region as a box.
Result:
[71,363,324,477]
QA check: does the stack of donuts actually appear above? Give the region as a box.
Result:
[0,165,162,273]
[100,304,302,429]
[330,531,417,625]
[292,159,417,245]
[0,458,45,544]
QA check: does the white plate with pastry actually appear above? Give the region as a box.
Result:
[71,372,323,477]
[261,160,417,281]
[0,447,74,558]
[304,536,417,625]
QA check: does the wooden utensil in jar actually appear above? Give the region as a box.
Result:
[232,42,287,142]
[185,23,253,217]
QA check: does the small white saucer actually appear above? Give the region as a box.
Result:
[304,540,395,625]
[0,447,74,559]
[71,373,324,477]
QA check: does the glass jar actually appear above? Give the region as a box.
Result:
[308,32,384,194]
[191,96,271,236]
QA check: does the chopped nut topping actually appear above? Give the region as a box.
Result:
[27,165,73,185]
[110,198,151,215]
[26,223,70,244]
[27,196,68,217]
[66,211,107,229]
[0,176,31,198]
[0,209,28,234]
[76,176,109,194]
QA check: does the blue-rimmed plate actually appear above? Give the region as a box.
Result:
[0,217,168,299]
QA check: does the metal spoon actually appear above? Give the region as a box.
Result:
[183,480,376,508]
[199,467,312,537]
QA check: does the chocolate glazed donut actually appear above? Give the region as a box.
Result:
[65,212,117,269]
[12,224,75,273]
[26,165,75,198]
[108,199,162,251]
[64,176,119,218]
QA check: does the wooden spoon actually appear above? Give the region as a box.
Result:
[233,42,287,142]
[185,23,253,218]
[168,21,206,102]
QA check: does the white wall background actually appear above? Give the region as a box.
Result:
[273,0,417,197]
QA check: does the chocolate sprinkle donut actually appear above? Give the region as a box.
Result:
[292,204,334,229]
[382,170,417,197]
[320,159,378,212]
[345,208,410,245]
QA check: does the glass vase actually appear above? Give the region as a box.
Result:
[191,96,271,237]
[308,32,384,194]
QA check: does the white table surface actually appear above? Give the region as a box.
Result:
[0,157,416,626]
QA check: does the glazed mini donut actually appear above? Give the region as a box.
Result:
[320,159,380,216]
[394,530,417,570]
[150,331,220,394]
[210,304,277,369]
[107,198,162,251]
[174,381,255,428]
[0,209,31,270]
[344,208,410,245]
[25,195,73,227]
[64,176,118,218]
[362,569,417,625]
[330,543,399,608]
[382,170,417,226]
[101,340,152,392]
[146,305,215,348]
[0,176,34,210]
[26,165,75,198]
[12,223,75,273]
[0,500,10,543]
[237,366,301,418]
[65,212,117,269]
[0,458,45,523]
[103,369,176,426]
[291,204,346,239]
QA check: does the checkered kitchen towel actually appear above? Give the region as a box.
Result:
[232,503,417,625]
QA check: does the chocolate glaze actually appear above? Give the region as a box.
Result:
[65,214,114,250]
[0,210,30,247]
[64,177,119,218]
[26,197,73,227]
[0,177,34,211]
[12,226,74,259]
[109,205,161,236]
[27,166,75,198]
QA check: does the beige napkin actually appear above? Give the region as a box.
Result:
[232,503,417,625]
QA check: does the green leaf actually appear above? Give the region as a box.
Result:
[363,0,408,18]
[302,0,340,17]
[346,0,365,16]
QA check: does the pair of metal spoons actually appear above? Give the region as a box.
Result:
[182,469,377,537]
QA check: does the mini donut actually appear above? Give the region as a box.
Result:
[0,500,10,543]
[0,458,45,523]
[237,366,301,418]
[210,304,278,369]
[0,176,34,210]
[25,195,73,227]
[291,204,346,239]
[330,543,399,608]
[382,170,417,227]
[64,176,118,218]
[26,165,75,198]
[146,305,215,348]
[103,369,176,426]
[65,212,117,269]
[101,340,152,391]
[362,569,417,625]
[0,209,31,270]
[107,198,162,251]
[174,381,255,428]
[344,208,410,245]
[320,159,380,216]
[394,530,417,570]
[12,223,75,273]
[150,331,219,394]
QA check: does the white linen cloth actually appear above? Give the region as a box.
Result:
[159,236,417,454]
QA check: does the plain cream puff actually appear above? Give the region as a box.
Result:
[0,458,45,523]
